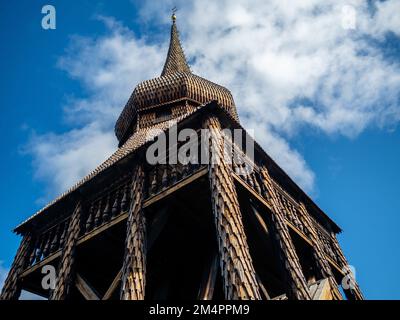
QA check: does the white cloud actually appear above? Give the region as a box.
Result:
[25,16,165,200]
[360,0,400,38]
[26,125,116,197]
[26,1,400,198]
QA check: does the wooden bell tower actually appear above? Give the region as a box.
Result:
[1,15,363,301]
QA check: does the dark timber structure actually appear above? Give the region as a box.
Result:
[1,14,363,300]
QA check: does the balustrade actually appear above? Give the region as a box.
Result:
[24,218,70,269]
[82,179,131,235]
[23,177,133,270]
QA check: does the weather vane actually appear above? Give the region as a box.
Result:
[172,6,177,22]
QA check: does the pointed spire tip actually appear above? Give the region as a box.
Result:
[161,8,191,76]
[171,7,177,23]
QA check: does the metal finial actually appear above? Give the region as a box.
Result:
[171,7,177,22]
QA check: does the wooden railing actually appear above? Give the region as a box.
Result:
[145,128,206,198]
[273,188,312,239]
[23,217,70,269]
[231,143,267,198]
[146,162,205,198]
[81,178,131,235]
[22,176,133,271]
[313,222,343,267]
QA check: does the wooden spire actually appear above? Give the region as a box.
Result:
[161,12,191,76]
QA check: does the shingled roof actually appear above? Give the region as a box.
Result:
[115,17,239,144]
[161,17,191,76]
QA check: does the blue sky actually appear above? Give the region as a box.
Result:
[1,0,399,299]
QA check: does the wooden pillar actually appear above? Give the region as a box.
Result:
[0,233,33,300]
[50,201,82,300]
[120,164,146,300]
[204,115,261,300]
[259,167,311,300]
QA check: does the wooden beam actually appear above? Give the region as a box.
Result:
[251,205,270,236]
[102,269,122,300]
[256,273,270,300]
[143,167,207,208]
[20,250,62,278]
[75,274,100,300]
[286,222,313,246]
[327,257,345,276]
[77,212,128,245]
[233,173,274,212]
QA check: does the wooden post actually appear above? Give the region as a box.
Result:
[120,164,146,300]
[50,201,82,300]
[204,115,261,300]
[75,273,100,300]
[0,233,33,300]
[259,167,311,300]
